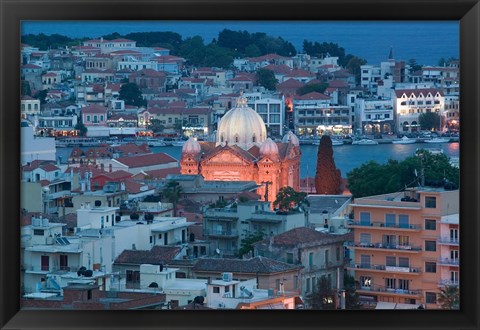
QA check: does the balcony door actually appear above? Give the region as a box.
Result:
[41,255,49,271]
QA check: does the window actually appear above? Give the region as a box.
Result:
[426,292,437,304]
[309,252,314,267]
[213,286,220,293]
[451,250,459,261]
[286,252,294,264]
[385,278,396,289]
[425,219,437,230]
[324,250,329,266]
[276,279,281,290]
[336,247,341,261]
[398,214,409,228]
[86,115,91,122]
[360,276,372,288]
[425,240,437,251]
[126,270,140,283]
[398,279,409,291]
[33,229,44,236]
[87,290,92,300]
[359,212,371,225]
[383,234,396,247]
[386,256,396,267]
[450,271,459,283]
[425,262,437,273]
[425,196,437,208]
[59,255,68,270]
[306,278,311,292]
[398,235,409,246]
[224,285,230,293]
[385,213,396,227]
[360,233,371,244]
[398,257,410,268]
[360,254,371,268]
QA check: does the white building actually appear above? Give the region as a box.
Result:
[394,88,445,133]
[21,121,56,165]
[21,96,41,119]
[354,98,395,134]
[246,94,285,137]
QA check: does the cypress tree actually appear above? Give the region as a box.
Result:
[315,135,342,194]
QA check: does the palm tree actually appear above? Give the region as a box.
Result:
[437,285,460,309]
[163,180,183,217]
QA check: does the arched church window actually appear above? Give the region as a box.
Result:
[220,134,224,142]
[235,135,239,143]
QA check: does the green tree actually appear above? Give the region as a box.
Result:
[303,41,346,66]
[245,44,261,57]
[344,274,361,310]
[273,186,309,212]
[204,44,235,68]
[418,112,441,131]
[119,82,146,107]
[21,81,32,97]
[297,83,329,96]
[149,119,165,133]
[407,58,422,72]
[34,90,48,104]
[238,230,265,258]
[178,36,207,66]
[345,55,367,84]
[347,152,459,198]
[315,135,342,195]
[162,180,183,217]
[74,122,88,137]
[307,276,336,310]
[255,68,278,91]
[437,285,459,309]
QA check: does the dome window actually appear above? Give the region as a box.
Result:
[252,135,256,143]
[234,135,239,143]
[220,134,224,142]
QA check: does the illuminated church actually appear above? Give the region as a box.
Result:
[180,94,301,203]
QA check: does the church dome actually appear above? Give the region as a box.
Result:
[182,137,201,154]
[216,93,267,150]
[259,138,279,159]
[282,131,300,146]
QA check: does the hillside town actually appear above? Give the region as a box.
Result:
[20,32,459,310]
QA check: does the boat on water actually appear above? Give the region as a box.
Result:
[146,138,167,147]
[352,139,378,145]
[172,139,186,147]
[424,137,450,143]
[55,137,101,148]
[392,136,417,144]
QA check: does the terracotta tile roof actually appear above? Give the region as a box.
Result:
[192,256,302,274]
[255,227,350,247]
[286,69,315,78]
[328,80,349,88]
[41,163,61,172]
[81,104,108,114]
[39,179,50,187]
[93,170,132,181]
[109,49,141,55]
[22,160,57,172]
[22,64,42,69]
[130,69,166,78]
[110,38,135,43]
[114,246,182,265]
[65,165,104,177]
[124,179,153,194]
[394,88,444,98]
[113,143,150,156]
[294,91,330,101]
[144,167,181,179]
[228,75,255,82]
[263,64,292,75]
[277,78,305,89]
[115,153,178,168]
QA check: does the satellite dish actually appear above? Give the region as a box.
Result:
[215,248,221,255]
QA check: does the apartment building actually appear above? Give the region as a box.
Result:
[346,187,459,309]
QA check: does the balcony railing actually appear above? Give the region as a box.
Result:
[204,229,239,238]
[438,280,459,287]
[437,258,459,266]
[352,242,422,252]
[25,265,79,273]
[349,263,421,274]
[356,284,422,296]
[348,221,421,231]
[204,209,238,219]
[437,238,459,245]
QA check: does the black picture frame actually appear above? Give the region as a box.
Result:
[1,0,479,329]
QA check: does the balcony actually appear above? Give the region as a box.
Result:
[204,229,239,238]
[204,208,238,220]
[352,242,422,253]
[437,238,459,246]
[438,280,459,287]
[24,265,78,274]
[437,258,459,267]
[248,212,286,223]
[347,221,421,231]
[356,284,422,298]
[348,263,421,275]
